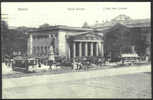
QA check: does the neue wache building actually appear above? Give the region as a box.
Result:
[27,26,104,59]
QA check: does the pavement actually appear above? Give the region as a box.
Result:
[2,63,14,75]
[2,64,151,98]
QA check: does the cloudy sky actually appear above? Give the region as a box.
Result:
[1,2,151,28]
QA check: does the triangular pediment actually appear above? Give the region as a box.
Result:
[69,32,103,41]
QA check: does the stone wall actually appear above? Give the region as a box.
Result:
[57,30,87,58]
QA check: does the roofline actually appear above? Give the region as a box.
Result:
[93,18,151,29]
[27,25,93,33]
[68,31,103,40]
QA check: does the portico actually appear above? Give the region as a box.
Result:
[68,32,104,58]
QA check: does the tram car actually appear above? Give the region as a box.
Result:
[12,56,37,72]
[121,53,140,65]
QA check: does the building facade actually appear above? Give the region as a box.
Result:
[92,14,151,60]
[27,26,104,59]
[27,15,151,60]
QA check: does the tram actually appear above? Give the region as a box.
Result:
[12,56,37,72]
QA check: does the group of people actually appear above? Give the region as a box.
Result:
[3,57,14,68]
[37,58,56,70]
[72,59,90,71]
[3,55,106,72]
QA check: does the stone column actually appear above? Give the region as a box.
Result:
[73,42,76,58]
[85,42,88,56]
[101,42,104,57]
[35,47,37,56]
[98,42,102,56]
[96,42,99,56]
[49,34,51,38]
[90,42,93,56]
[68,44,71,59]
[79,42,82,57]
[29,34,33,56]
[43,47,46,55]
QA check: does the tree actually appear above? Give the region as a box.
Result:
[1,20,9,56]
[82,22,89,28]
[1,20,28,57]
[104,23,132,59]
[39,23,50,29]
[104,23,150,59]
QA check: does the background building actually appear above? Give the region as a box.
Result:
[91,14,151,60]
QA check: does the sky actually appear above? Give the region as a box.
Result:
[1,2,151,28]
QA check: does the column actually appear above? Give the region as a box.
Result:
[35,47,37,56]
[68,44,71,59]
[85,42,88,56]
[96,42,99,56]
[43,46,46,55]
[98,42,102,56]
[79,42,82,57]
[73,42,76,58]
[49,34,51,46]
[29,34,33,56]
[101,42,104,57]
[90,42,93,56]
[33,47,35,56]
[49,34,51,38]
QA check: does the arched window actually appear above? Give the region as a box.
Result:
[35,47,37,55]
[33,47,36,55]
[41,46,43,55]
[37,47,40,56]
[43,46,46,55]
[37,36,39,40]
[48,46,50,54]
[45,46,48,55]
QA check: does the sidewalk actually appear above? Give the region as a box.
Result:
[3,64,151,89]
[2,63,14,75]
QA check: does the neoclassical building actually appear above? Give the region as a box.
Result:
[27,26,104,59]
[27,14,151,60]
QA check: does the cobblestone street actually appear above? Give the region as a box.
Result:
[2,64,151,98]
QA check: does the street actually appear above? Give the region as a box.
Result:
[2,64,151,98]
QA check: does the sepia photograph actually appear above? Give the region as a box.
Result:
[1,2,151,99]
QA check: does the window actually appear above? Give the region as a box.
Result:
[41,46,43,55]
[37,47,40,56]
[45,46,48,54]
[33,47,36,55]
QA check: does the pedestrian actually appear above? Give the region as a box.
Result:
[10,58,14,68]
[48,60,53,70]
[38,60,41,68]
[77,61,82,70]
[72,59,77,71]
[86,60,90,70]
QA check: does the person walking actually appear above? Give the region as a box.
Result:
[72,59,77,71]
[38,59,41,68]
[77,60,82,70]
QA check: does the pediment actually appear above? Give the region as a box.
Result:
[69,32,103,41]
